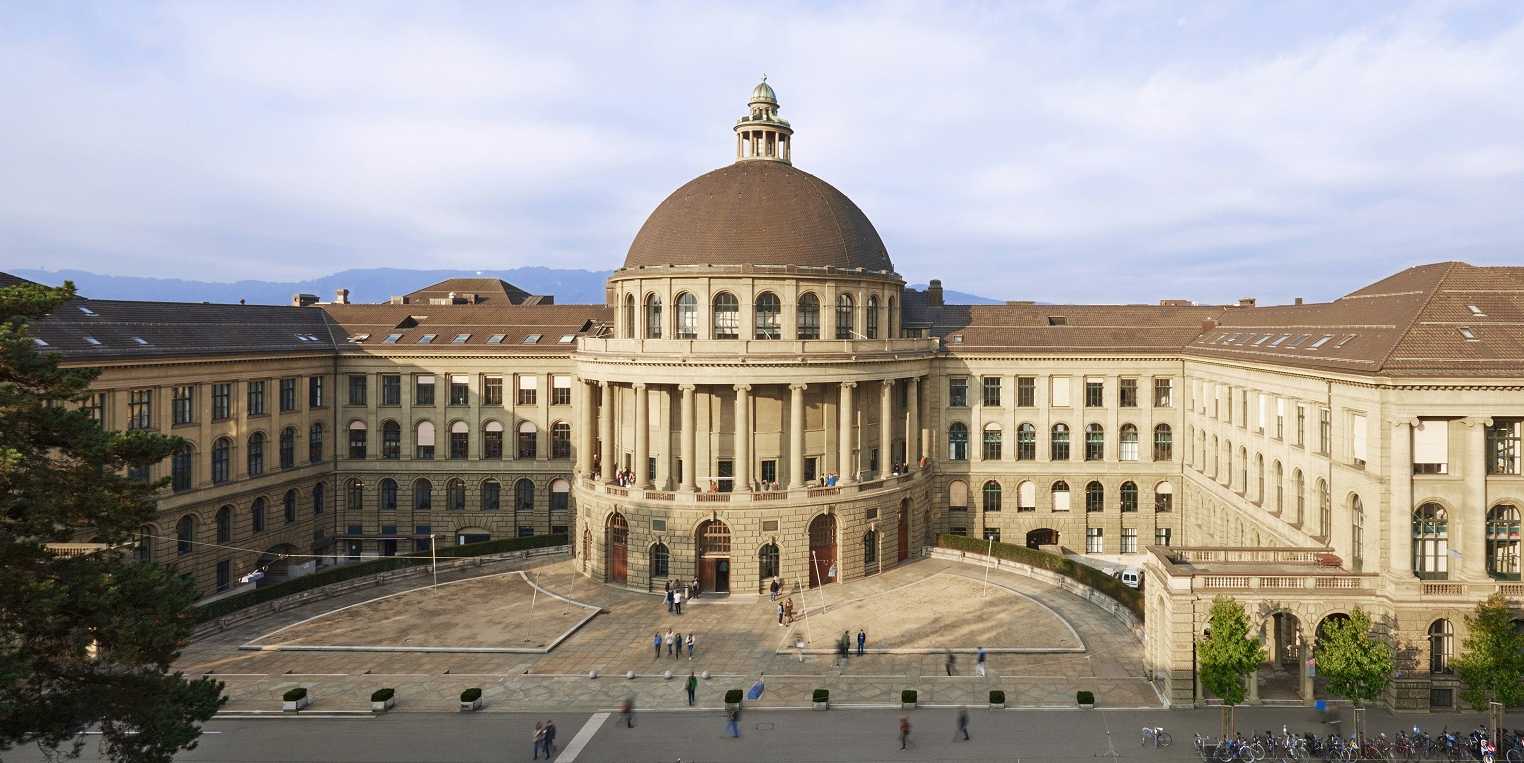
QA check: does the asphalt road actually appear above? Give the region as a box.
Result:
[5,705,1518,762]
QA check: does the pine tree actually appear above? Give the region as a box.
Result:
[0,281,224,761]
[1454,593,1524,711]
[1314,608,1393,707]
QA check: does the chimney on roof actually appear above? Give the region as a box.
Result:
[1238,297,1256,308]
[292,293,319,307]
[927,279,944,306]
[1294,297,1304,305]
[335,288,350,305]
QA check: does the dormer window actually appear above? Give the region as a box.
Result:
[558,335,576,344]
[1251,334,1271,346]
[1268,334,1290,347]
[84,336,101,346]
[1308,335,1333,349]
[487,334,505,344]
[1468,304,1486,317]
[523,334,542,344]
[452,334,471,344]
[418,334,436,344]
[78,306,98,316]
[384,333,402,343]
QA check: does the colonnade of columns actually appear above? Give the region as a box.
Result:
[576,376,924,493]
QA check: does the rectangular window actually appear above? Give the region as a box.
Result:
[211,383,232,420]
[982,376,1001,407]
[1256,394,1266,433]
[948,377,967,408]
[1155,528,1172,547]
[415,375,435,406]
[308,376,324,408]
[553,375,572,406]
[1153,377,1172,407]
[381,375,401,406]
[1275,398,1285,439]
[1051,377,1071,407]
[348,374,367,405]
[1121,528,1138,554]
[483,376,504,405]
[1239,390,1248,428]
[1487,418,1521,475]
[1085,378,1103,408]
[760,459,778,485]
[1119,378,1137,408]
[1351,412,1368,468]
[1318,408,1331,455]
[171,385,195,425]
[128,389,153,430]
[1085,528,1103,554]
[517,375,538,406]
[82,391,108,427]
[1017,376,1035,407]
[247,381,266,416]
[449,374,469,406]
[1414,419,1450,474]
[280,377,298,412]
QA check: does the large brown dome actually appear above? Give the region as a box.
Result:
[623,161,894,274]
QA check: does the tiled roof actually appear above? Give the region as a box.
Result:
[0,272,41,289]
[398,278,539,305]
[29,299,338,360]
[321,303,609,353]
[905,290,1225,354]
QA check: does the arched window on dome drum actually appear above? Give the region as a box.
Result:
[623,294,635,339]
[887,295,897,338]
[835,294,855,339]
[865,295,879,339]
[644,294,662,339]
[797,293,820,340]
[1413,503,1448,579]
[1487,504,1520,580]
[754,292,781,339]
[712,292,739,340]
[674,293,698,339]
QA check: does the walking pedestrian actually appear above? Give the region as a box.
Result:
[976,646,988,678]
[621,695,635,728]
[685,671,698,706]
[955,707,969,741]
[674,632,683,660]
[777,601,785,626]
[543,720,557,757]
[666,588,674,613]
[783,597,794,625]
[666,628,675,657]
[674,588,683,615]
[533,721,545,759]
[945,650,957,676]
[686,632,695,659]
[653,632,662,659]
[856,628,866,656]
[726,705,741,737]
[769,577,780,600]
[899,716,911,750]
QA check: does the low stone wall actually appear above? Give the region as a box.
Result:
[191,545,569,641]
[929,547,1144,641]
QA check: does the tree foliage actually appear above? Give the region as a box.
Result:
[1198,597,1266,706]
[0,281,224,761]
[1313,608,1393,707]
[1454,593,1524,711]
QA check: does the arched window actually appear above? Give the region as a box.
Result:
[282,489,296,523]
[982,480,1002,512]
[1120,481,1138,512]
[644,294,662,339]
[216,506,232,544]
[413,478,432,511]
[1085,481,1104,512]
[171,444,193,492]
[1351,495,1365,565]
[948,422,968,461]
[348,420,367,460]
[1237,447,1248,493]
[449,420,469,460]
[754,292,781,339]
[1051,423,1071,460]
[481,478,501,511]
[1413,503,1449,579]
[865,295,880,339]
[863,528,878,570]
[176,515,195,555]
[380,478,397,511]
[312,481,324,515]
[1154,481,1173,512]
[1254,454,1264,505]
[552,421,572,458]
[1153,424,1172,461]
[1085,423,1104,461]
[211,437,232,484]
[759,543,780,580]
[515,478,535,512]
[623,293,636,338]
[308,422,323,463]
[834,294,855,339]
[948,480,969,509]
[982,423,1002,460]
[1210,435,1218,478]
[674,292,698,339]
[482,420,504,459]
[416,421,435,459]
[276,426,294,469]
[517,420,538,458]
[346,478,363,512]
[1273,461,1284,514]
[1428,619,1453,673]
[1293,468,1305,525]
[1317,479,1330,540]
[1017,480,1036,511]
[1487,504,1520,580]
[1119,424,1139,461]
[446,478,465,511]
[887,295,898,337]
[1017,423,1036,460]
[797,293,820,339]
[248,432,266,476]
[382,421,401,459]
[650,543,670,578]
[251,497,266,533]
[712,292,739,339]
[1051,481,1071,512]
[550,478,571,513]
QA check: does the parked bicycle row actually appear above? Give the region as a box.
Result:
[1142,723,1524,762]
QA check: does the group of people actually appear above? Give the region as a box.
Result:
[834,629,867,665]
[774,596,796,626]
[663,577,698,614]
[530,720,558,759]
[610,467,638,487]
[654,628,696,660]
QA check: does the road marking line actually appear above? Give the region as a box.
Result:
[555,711,608,763]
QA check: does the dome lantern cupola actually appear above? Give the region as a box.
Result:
[734,76,793,164]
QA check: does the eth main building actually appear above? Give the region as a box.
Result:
[24,82,1524,711]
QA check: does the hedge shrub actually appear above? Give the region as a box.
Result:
[195,534,567,623]
[989,690,1005,705]
[724,689,743,704]
[935,533,1143,620]
[460,688,482,703]
[282,687,307,702]
[901,689,917,704]
[1076,690,1094,705]
[370,688,394,703]
[812,689,829,703]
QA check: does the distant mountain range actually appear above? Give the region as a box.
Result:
[12,267,1002,306]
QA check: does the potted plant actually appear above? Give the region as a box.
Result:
[459,687,483,712]
[1076,690,1095,709]
[281,686,309,712]
[370,688,395,712]
[989,690,1005,709]
[812,688,829,711]
[900,689,917,710]
[724,689,743,711]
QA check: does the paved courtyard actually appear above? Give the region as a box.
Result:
[177,553,1157,714]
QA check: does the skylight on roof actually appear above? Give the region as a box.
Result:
[452,334,471,344]
[348,333,370,343]
[1467,304,1486,317]
[1308,335,1333,349]
[84,336,101,346]
[77,306,98,317]
[1334,334,1357,348]
[1459,327,1478,341]
[1251,334,1271,346]
[1286,334,1311,348]
[131,337,148,345]
[522,334,542,344]
[33,338,48,347]
[384,333,402,344]
[418,334,436,344]
[487,334,505,344]
[1268,334,1290,347]
[558,334,576,344]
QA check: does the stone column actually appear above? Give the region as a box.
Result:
[839,381,857,483]
[597,382,613,483]
[634,384,650,488]
[734,384,752,492]
[655,386,671,491]
[907,377,921,469]
[1463,417,1493,580]
[679,384,696,493]
[879,379,893,477]
[1390,420,1413,576]
[789,383,806,489]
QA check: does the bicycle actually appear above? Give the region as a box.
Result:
[1141,726,1173,749]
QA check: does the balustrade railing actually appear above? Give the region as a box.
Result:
[574,469,923,507]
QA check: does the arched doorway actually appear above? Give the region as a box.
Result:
[808,513,838,588]
[695,519,732,593]
[896,500,909,562]
[1257,611,1305,700]
[1312,612,1352,699]
[1026,528,1059,549]
[605,513,628,584]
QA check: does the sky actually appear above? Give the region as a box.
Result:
[2,1,1523,305]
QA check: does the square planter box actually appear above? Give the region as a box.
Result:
[282,696,309,712]
[372,697,396,712]
[812,701,829,711]
[460,698,484,712]
[900,701,916,710]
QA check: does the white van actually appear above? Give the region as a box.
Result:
[1119,569,1142,589]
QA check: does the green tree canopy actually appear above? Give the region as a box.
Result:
[0,281,224,761]
[1313,608,1393,707]
[1198,596,1266,706]
[1454,593,1524,711]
